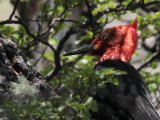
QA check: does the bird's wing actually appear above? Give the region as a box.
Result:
[93,60,160,120]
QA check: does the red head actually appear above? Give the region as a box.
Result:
[64,18,138,63]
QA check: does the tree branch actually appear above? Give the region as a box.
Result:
[96,1,160,18]
[0,35,57,100]
[137,51,159,71]
[46,28,76,80]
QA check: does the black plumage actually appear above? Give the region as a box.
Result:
[90,60,160,120]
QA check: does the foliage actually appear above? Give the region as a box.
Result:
[0,0,160,119]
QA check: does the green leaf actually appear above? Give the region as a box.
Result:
[148,83,157,92]
[57,6,64,12]
[44,51,54,61]
[151,61,158,69]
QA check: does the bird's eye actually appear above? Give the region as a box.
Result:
[103,34,108,40]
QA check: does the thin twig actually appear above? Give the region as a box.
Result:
[0,20,20,25]
[33,46,47,66]
[137,51,159,71]
[9,0,20,20]
[15,16,56,52]
[45,28,76,80]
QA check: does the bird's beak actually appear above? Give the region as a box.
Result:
[63,44,95,56]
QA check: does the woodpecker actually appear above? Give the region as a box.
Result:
[64,19,160,120]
